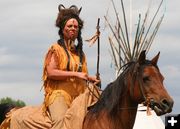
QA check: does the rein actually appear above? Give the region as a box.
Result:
[116,63,148,111]
[113,64,150,111]
[128,63,155,113]
[129,63,147,102]
[87,62,154,112]
[86,81,101,100]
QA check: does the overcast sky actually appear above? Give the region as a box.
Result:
[0,0,179,116]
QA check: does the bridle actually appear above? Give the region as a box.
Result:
[130,63,147,103]
[86,62,156,111]
[129,62,156,111]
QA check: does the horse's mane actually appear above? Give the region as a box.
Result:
[0,103,15,124]
[89,62,136,117]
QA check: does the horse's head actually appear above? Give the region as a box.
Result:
[130,51,173,116]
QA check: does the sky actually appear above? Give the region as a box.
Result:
[0,0,179,116]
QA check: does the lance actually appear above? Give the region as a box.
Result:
[96,18,101,88]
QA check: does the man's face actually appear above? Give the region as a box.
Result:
[63,18,79,41]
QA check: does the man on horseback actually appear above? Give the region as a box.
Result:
[0,2,173,129]
[0,4,100,129]
[42,4,100,129]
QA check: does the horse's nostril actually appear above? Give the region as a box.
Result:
[161,98,173,112]
[162,99,169,106]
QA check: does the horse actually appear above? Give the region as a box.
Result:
[0,51,174,129]
[82,51,173,129]
[0,103,15,124]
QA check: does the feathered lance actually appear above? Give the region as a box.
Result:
[85,18,101,88]
[96,18,101,88]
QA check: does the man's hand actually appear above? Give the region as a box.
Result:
[88,75,101,85]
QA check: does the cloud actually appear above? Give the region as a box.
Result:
[162,65,180,79]
[0,47,18,66]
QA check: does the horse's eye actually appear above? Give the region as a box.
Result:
[143,76,150,82]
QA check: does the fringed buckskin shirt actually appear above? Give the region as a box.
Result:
[42,43,88,112]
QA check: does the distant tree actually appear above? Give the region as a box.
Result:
[0,97,26,107]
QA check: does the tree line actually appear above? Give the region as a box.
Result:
[0,97,26,107]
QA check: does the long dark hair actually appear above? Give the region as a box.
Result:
[57,30,84,72]
[56,5,84,72]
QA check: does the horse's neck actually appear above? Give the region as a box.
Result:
[112,95,138,129]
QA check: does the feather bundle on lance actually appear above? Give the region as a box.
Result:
[105,0,165,76]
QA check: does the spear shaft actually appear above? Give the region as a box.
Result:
[96,18,101,88]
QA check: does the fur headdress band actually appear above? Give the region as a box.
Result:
[58,4,82,15]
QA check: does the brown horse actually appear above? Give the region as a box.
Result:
[83,51,173,129]
[0,51,174,129]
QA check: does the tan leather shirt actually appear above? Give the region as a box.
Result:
[42,43,88,110]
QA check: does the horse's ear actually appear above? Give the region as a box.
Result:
[151,51,160,65]
[138,50,146,64]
